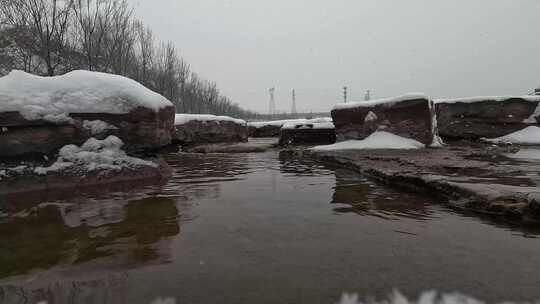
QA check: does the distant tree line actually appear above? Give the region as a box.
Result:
[0,0,258,118]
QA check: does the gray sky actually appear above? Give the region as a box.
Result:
[131,0,540,113]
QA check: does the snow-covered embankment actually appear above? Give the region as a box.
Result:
[173,114,248,145]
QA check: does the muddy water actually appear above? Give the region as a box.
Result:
[1,150,540,304]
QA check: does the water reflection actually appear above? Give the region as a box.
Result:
[278,152,334,177]
[0,274,129,304]
[331,169,435,221]
[0,196,179,280]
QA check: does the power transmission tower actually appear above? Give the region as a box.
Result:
[268,87,275,115]
[343,86,348,103]
[291,89,297,116]
[364,89,371,101]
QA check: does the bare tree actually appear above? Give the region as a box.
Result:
[2,0,75,75]
[0,0,259,118]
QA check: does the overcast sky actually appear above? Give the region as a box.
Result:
[130,0,540,113]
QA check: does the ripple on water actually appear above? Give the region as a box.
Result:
[1,151,540,304]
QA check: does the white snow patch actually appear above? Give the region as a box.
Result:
[505,149,540,161]
[483,126,540,145]
[175,114,246,126]
[312,131,425,151]
[248,118,329,129]
[434,95,540,104]
[524,104,540,124]
[42,113,74,124]
[0,70,172,121]
[9,165,27,174]
[333,93,428,110]
[364,111,378,122]
[430,134,445,148]
[83,120,118,135]
[336,290,490,304]
[282,117,334,130]
[34,136,157,175]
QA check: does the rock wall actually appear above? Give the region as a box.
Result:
[0,106,176,158]
[331,95,436,146]
[248,125,282,137]
[174,120,248,145]
[279,127,336,146]
[435,97,540,139]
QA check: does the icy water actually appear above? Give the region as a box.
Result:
[1,149,540,304]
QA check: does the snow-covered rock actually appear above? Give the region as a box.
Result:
[483,126,540,145]
[435,96,540,140]
[0,70,176,157]
[173,113,247,145]
[34,136,157,175]
[247,118,333,138]
[281,117,334,130]
[311,131,424,151]
[331,94,437,146]
[0,136,170,195]
[247,119,306,137]
[175,114,245,126]
[279,117,335,145]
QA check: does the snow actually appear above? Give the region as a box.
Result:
[336,290,500,304]
[34,136,157,175]
[524,104,540,124]
[434,95,540,104]
[333,93,428,110]
[430,134,445,148]
[175,114,246,126]
[0,70,172,122]
[311,131,425,151]
[505,149,540,161]
[83,120,118,135]
[364,111,378,122]
[483,126,540,145]
[249,117,333,129]
[281,117,334,130]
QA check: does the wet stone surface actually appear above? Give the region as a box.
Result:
[305,143,540,221]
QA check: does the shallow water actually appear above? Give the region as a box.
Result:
[1,150,540,304]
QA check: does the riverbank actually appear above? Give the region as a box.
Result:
[293,142,540,223]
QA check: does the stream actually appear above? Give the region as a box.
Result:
[1,149,540,304]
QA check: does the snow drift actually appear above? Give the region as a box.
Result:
[311,131,424,151]
[0,70,173,121]
[483,126,540,145]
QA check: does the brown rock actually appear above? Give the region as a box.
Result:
[331,96,436,145]
[248,125,282,137]
[173,120,248,145]
[279,125,336,146]
[0,106,175,158]
[435,97,540,139]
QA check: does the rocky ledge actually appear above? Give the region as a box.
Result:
[173,114,248,145]
[295,144,540,223]
[0,136,171,195]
